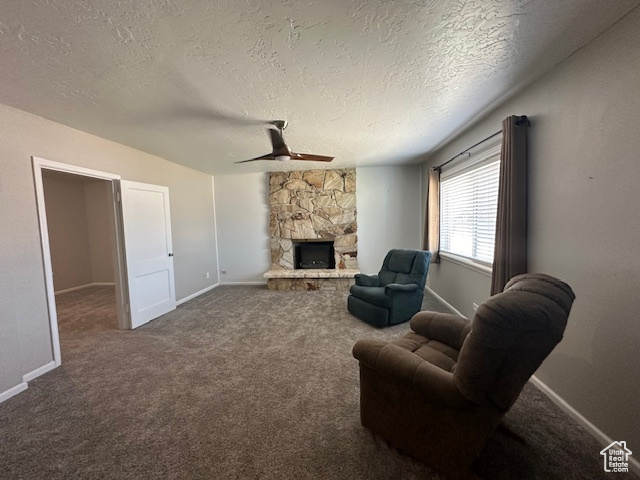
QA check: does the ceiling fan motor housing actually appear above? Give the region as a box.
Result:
[271,120,287,131]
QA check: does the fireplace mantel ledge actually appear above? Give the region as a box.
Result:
[264,268,360,279]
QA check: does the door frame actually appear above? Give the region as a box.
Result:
[32,157,130,366]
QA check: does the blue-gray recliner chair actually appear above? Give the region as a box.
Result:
[348,249,431,327]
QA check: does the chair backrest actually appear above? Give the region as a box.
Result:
[453,273,575,410]
[378,249,431,289]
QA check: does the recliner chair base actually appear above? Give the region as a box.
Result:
[348,296,389,327]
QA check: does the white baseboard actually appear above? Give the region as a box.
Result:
[176,283,219,306]
[1,361,58,405]
[0,382,28,403]
[23,361,57,383]
[425,286,466,317]
[530,375,640,476]
[55,282,115,295]
[219,281,267,286]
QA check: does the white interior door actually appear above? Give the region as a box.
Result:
[120,180,176,328]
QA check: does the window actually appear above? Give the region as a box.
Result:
[440,145,500,266]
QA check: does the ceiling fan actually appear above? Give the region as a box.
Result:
[236,120,334,163]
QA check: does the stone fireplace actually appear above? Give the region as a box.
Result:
[264,168,359,290]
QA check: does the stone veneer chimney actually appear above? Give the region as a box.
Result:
[269,169,358,270]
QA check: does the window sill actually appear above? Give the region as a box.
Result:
[439,252,492,277]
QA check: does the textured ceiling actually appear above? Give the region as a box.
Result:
[1,0,638,175]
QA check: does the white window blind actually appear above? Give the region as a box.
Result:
[440,153,500,265]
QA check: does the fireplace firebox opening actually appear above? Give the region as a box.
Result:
[294,240,335,269]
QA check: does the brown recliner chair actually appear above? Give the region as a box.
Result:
[352,273,575,480]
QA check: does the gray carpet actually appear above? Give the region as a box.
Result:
[0,285,635,479]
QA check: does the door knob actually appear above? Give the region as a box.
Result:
[168,253,174,257]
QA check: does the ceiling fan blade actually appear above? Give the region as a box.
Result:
[291,152,334,162]
[234,153,276,164]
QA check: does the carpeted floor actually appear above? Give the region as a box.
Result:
[0,285,635,479]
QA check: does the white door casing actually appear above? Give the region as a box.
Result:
[120,180,176,328]
[33,157,126,365]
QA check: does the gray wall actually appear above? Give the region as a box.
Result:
[43,172,94,291]
[0,102,218,395]
[85,179,115,283]
[423,7,640,452]
[357,165,423,274]
[42,172,115,292]
[214,172,270,284]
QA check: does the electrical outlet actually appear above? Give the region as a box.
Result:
[472,302,479,311]
[205,272,210,279]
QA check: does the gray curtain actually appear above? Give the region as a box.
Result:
[423,167,440,263]
[491,115,529,295]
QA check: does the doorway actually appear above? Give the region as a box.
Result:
[33,158,129,366]
[33,158,177,366]
[41,170,120,336]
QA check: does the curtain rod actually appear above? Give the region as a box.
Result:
[434,115,529,171]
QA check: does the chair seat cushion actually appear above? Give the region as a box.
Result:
[349,285,392,308]
[392,332,459,372]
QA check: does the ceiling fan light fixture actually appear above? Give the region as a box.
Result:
[275,155,290,162]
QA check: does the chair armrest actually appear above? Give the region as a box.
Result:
[355,274,380,287]
[353,339,474,408]
[384,283,420,296]
[410,311,470,350]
